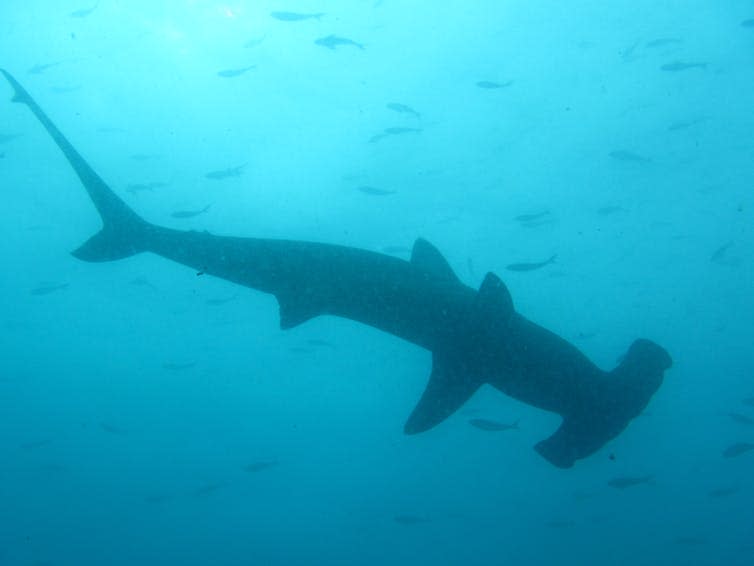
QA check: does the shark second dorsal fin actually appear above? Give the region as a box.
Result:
[410,238,459,282]
[476,272,514,321]
[404,355,481,434]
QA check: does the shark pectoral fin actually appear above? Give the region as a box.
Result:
[410,239,460,283]
[404,357,480,434]
[277,292,321,330]
[535,414,619,469]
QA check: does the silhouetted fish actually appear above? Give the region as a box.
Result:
[506,255,556,272]
[645,38,683,48]
[171,204,212,219]
[742,397,754,408]
[708,485,740,498]
[609,149,651,163]
[191,482,225,497]
[243,36,266,48]
[70,2,99,18]
[99,422,127,435]
[205,164,245,180]
[468,418,519,431]
[30,282,68,295]
[514,211,549,223]
[315,35,364,50]
[384,127,421,135]
[393,514,429,525]
[597,205,624,216]
[674,535,706,546]
[386,102,420,118]
[217,66,256,78]
[130,277,158,291]
[476,80,513,89]
[660,61,706,72]
[722,442,754,458]
[244,460,278,473]
[0,133,21,144]
[126,181,167,195]
[28,62,62,75]
[608,475,653,489]
[710,241,734,263]
[546,519,575,529]
[271,11,324,21]
[728,412,754,426]
[356,185,395,196]
[742,19,754,27]
[667,118,705,131]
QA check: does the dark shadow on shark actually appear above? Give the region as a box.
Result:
[0,69,672,468]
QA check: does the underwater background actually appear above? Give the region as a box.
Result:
[1,1,753,564]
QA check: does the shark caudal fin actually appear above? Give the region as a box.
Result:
[535,339,672,468]
[1,69,150,262]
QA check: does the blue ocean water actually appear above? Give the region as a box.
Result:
[1,1,753,564]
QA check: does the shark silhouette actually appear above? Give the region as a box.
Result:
[1,69,672,468]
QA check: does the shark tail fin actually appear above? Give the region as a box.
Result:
[1,68,151,262]
[535,339,672,468]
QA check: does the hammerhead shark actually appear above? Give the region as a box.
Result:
[1,69,672,468]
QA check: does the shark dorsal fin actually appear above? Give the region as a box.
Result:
[410,238,459,282]
[477,272,514,321]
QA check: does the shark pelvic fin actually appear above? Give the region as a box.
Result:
[410,238,460,283]
[404,355,481,434]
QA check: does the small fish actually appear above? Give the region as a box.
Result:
[271,11,324,22]
[162,361,196,371]
[129,277,158,291]
[607,475,653,489]
[368,133,388,143]
[710,241,733,263]
[70,2,99,18]
[356,185,395,196]
[506,255,556,272]
[28,62,62,75]
[386,102,421,119]
[243,35,266,48]
[667,119,701,132]
[384,127,421,135]
[722,442,754,458]
[645,38,683,48]
[0,133,21,144]
[545,519,575,529]
[217,66,256,78]
[708,485,740,498]
[660,61,706,72]
[674,535,706,546]
[740,19,754,28]
[728,412,754,426]
[144,494,173,504]
[205,164,246,180]
[609,149,651,163]
[393,514,429,525]
[18,438,53,451]
[126,181,167,194]
[205,295,238,306]
[191,482,225,497]
[30,282,69,295]
[315,35,364,50]
[244,460,278,473]
[171,204,212,219]
[597,205,624,216]
[468,418,519,432]
[99,422,127,435]
[742,397,754,408]
[130,153,159,161]
[476,80,513,89]
[514,211,549,223]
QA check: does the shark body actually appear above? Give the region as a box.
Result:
[1,69,672,468]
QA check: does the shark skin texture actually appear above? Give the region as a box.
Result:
[1,69,672,468]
